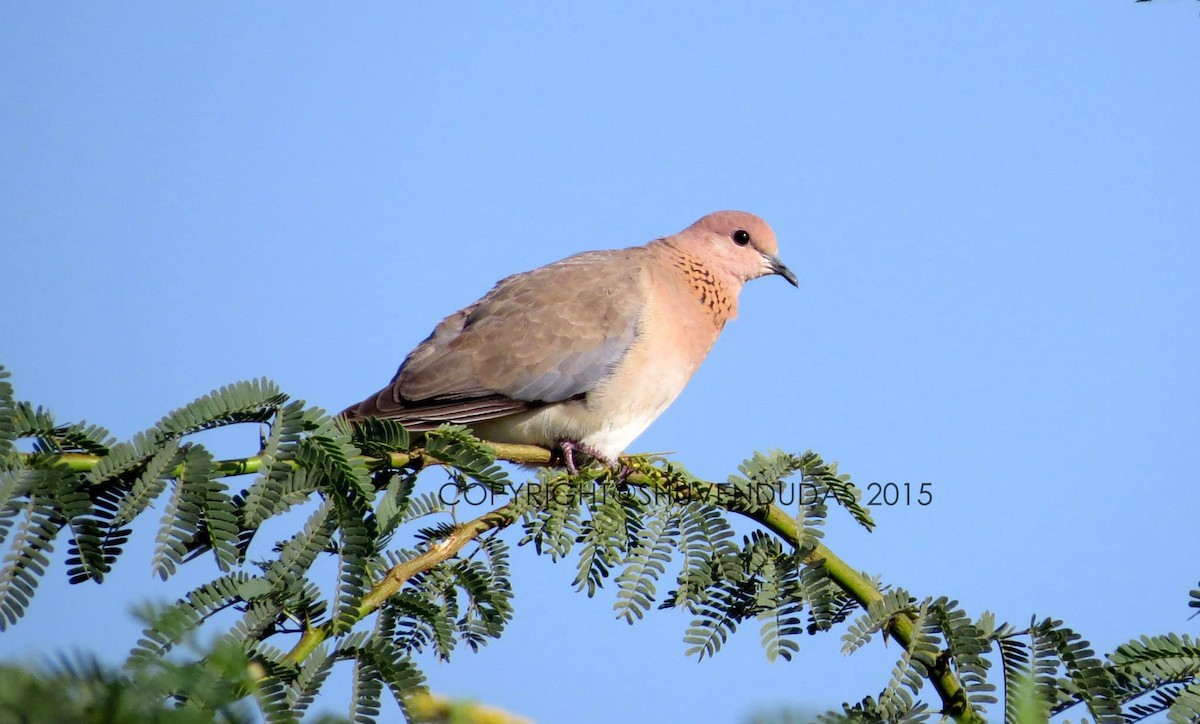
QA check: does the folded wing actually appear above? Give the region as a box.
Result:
[342,249,645,429]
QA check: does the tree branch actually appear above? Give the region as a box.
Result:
[43,443,983,722]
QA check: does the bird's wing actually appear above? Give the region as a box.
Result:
[344,249,645,427]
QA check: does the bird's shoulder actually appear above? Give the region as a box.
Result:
[395,246,651,405]
[487,246,647,296]
[464,246,650,329]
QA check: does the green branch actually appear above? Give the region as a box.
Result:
[42,444,982,722]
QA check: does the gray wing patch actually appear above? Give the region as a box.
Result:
[497,327,637,402]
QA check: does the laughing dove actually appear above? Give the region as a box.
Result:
[341,210,797,470]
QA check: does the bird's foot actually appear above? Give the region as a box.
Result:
[611,460,635,486]
[554,439,617,477]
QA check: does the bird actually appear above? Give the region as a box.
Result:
[341,210,797,472]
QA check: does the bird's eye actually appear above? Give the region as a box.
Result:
[732,229,751,246]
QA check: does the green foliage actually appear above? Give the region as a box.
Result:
[1110,632,1200,723]
[663,501,741,613]
[128,575,254,667]
[1,364,1196,723]
[422,425,511,496]
[795,450,874,533]
[726,449,806,514]
[151,444,224,580]
[385,550,513,663]
[926,599,996,711]
[0,485,59,629]
[982,613,1200,724]
[0,603,351,724]
[814,696,931,723]
[0,367,16,465]
[518,468,586,561]
[842,588,915,656]
[0,651,265,724]
[1039,618,1122,721]
[241,400,314,528]
[614,504,677,624]
[876,600,938,719]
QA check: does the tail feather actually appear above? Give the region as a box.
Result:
[339,385,531,430]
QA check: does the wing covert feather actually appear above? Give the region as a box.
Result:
[344,248,646,425]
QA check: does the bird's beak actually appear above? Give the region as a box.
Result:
[765,254,799,287]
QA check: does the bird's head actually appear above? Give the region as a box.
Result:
[679,210,798,288]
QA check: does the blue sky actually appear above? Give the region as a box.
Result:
[2,3,1197,722]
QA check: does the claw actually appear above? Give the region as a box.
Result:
[555,439,582,475]
[613,460,634,484]
[553,439,617,476]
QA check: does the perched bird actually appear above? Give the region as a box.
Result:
[341,210,797,471]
